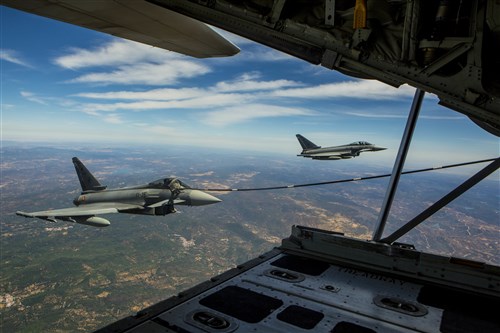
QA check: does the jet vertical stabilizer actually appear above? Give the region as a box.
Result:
[296,134,320,151]
[72,157,107,192]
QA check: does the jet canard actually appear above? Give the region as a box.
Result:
[16,157,221,227]
[296,134,386,160]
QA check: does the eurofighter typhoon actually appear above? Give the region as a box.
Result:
[16,157,221,227]
[296,134,386,160]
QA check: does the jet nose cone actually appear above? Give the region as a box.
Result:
[188,190,222,206]
[373,146,387,151]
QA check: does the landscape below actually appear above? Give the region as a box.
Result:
[1,143,498,332]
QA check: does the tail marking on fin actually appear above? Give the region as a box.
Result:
[72,157,107,192]
[296,134,320,151]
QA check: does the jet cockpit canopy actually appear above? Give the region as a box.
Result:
[350,141,372,146]
[148,178,191,189]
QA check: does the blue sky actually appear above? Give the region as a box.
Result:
[1,6,498,168]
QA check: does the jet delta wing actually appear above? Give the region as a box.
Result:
[296,134,386,160]
[16,158,221,227]
[16,202,144,226]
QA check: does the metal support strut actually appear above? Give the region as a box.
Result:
[381,158,500,244]
[372,88,425,241]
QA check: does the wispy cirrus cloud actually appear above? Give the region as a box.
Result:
[20,91,48,105]
[51,40,419,128]
[75,76,412,104]
[200,104,317,126]
[213,71,302,92]
[1,49,32,68]
[271,80,415,100]
[54,40,179,69]
[78,93,254,113]
[20,90,79,108]
[75,74,302,99]
[54,40,210,85]
[71,73,418,126]
[213,75,302,92]
[68,61,210,86]
[102,114,124,124]
[344,111,464,120]
[75,87,205,101]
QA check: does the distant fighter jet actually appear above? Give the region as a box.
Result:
[296,134,386,160]
[16,157,221,227]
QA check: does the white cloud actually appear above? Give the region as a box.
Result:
[79,93,253,113]
[20,91,48,105]
[344,111,464,120]
[20,91,79,109]
[75,75,301,99]
[45,39,422,131]
[271,80,416,100]
[73,74,414,104]
[213,78,302,92]
[1,49,32,68]
[54,40,180,69]
[75,87,205,100]
[236,72,262,80]
[53,39,211,86]
[70,74,419,124]
[2,103,14,108]
[103,114,124,124]
[69,60,210,86]
[201,104,316,126]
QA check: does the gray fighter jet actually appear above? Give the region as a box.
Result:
[16,157,221,227]
[296,134,386,160]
